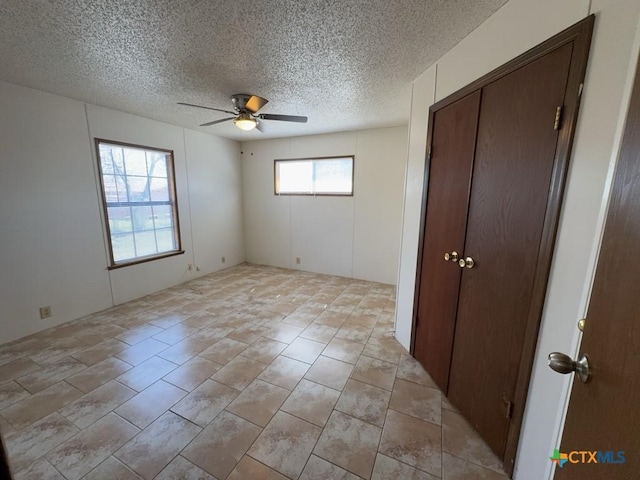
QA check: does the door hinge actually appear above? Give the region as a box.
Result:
[554,106,563,131]
[502,393,513,420]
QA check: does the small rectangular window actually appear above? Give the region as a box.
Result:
[274,156,354,196]
[95,139,183,268]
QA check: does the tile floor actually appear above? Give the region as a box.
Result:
[0,264,510,479]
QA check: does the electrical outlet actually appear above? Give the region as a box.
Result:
[221,256,226,263]
[196,266,201,271]
[296,257,301,265]
[39,306,52,319]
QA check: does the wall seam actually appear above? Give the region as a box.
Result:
[288,138,293,269]
[182,128,197,272]
[238,141,247,265]
[351,134,358,279]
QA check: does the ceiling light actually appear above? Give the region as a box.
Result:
[234,114,257,131]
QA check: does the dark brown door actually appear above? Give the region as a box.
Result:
[414,91,481,392]
[447,43,574,457]
[554,50,640,479]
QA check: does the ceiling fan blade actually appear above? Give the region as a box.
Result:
[200,117,235,127]
[259,114,308,123]
[245,95,269,113]
[178,102,236,115]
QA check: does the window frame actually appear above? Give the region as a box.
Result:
[95,138,184,270]
[273,156,355,197]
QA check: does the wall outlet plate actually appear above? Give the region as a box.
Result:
[221,256,226,263]
[296,257,301,264]
[39,306,52,319]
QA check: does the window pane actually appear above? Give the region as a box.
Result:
[150,177,169,201]
[112,233,136,262]
[152,205,173,229]
[278,161,313,193]
[134,230,157,257]
[103,175,119,202]
[111,147,126,176]
[99,146,115,175]
[99,144,125,175]
[147,152,168,177]
[131,206,154,232]
[127,176,150,202]
[100,145,128,202]
[314,158,353,194]
[155,228,176,252]
[123,148,147,176]
[108,207,132,233]
[275,157,353,195]
[113,175,127,202]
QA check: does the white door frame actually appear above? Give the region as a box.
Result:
[535,10,640,480]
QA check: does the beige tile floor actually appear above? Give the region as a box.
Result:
[0,264,510,480]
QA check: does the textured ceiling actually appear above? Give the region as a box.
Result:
[0,0,508,140]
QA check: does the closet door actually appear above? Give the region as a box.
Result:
[414,91,480,392]
[447,43,574,457]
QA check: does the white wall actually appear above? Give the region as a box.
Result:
[242,127,407,284]
[395,0,640,479]
[0,83,113,344]
[0,82,244,343]
[184,129,245,275]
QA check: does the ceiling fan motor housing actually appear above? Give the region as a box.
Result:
[231,94,268,114]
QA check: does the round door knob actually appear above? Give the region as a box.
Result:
[444,251,459,262]
[548,352,575,374]
[548,352,591,383]
[459,257,475,268]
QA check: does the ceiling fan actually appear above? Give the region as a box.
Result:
[178,94,308,132]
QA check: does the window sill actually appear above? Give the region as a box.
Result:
[274,193,354,197]
[107,250,185,270]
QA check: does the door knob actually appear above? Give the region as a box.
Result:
[444,251,459,262]
[458,256,475,268]
[548,352,590,383]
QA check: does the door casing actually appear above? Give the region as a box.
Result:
[554,43,640,480]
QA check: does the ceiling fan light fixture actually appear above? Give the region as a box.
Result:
[234,114,257,131]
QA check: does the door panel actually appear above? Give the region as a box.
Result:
[447,43,574,457]
[414,91,481,392]
[555,50,640,479]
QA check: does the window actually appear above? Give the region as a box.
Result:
[96,139,183,268]
[274,156,354,195]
